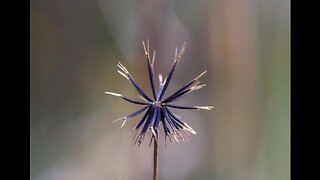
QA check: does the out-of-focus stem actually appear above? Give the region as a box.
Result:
[153,137,158,180]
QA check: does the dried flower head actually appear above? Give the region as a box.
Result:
[105,40,213,146]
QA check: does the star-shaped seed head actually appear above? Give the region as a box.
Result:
[105,40,213,146]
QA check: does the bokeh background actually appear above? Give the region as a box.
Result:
[30,0,290,179]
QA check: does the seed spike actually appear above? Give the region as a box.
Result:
[162,83,204,103]
[117,70,129,79]
[147,39,150,55]
[158,74,163,84]
[194,71,207,81]
[113,117,127,123]
[113,106,149,125]
[190,84,206,91]
[152,51,156,64]
[159,43,185,100]
[117,61,153,102]
[105,91,122,97]
[105,91,149,105]
[142,40,148,56]
[173,133,179,142]
[121,120,127,128]
[183,123,197,134]
[165,104,214,111]
[161,71,207,103]
[195,106,214,110]
[176,42,187,62]
[117,61,129,74]
[175,47,178,62]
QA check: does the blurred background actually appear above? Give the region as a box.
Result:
[30,0,290,179]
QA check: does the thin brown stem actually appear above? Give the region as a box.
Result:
[153,136,158,180]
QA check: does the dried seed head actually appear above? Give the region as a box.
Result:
[105,40,213,146]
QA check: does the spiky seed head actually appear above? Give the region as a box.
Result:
[105,41,213,146]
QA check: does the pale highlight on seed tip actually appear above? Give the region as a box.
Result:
[117,70,129,79]
[191,84,206,91]
[105,91,122,97]
[113,117,127,123]
[117,61,129,74]
[195,71,207,81]
[121,120,127,128]
[195,106,214,110]
[184,123,197,134]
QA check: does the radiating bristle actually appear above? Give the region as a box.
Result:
[176,42,186,61]
[158,74,163,84]
[105,91,122,97]
[194,71,207,81]
[152,51,156,64]
[195,106,214,110]
[183,123,197,134]
[142,40,148,56]
[191,84,206,91]
[113,117,127,123]
[173,133,180,143]
[117,62,129,74]
[175,47,178,60]
[121,120,127,128]
[147,39,150,54]
[117,70,129,79]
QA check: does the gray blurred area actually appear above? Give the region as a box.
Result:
[31,0,290,179]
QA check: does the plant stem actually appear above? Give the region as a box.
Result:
[153,138,158,180]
